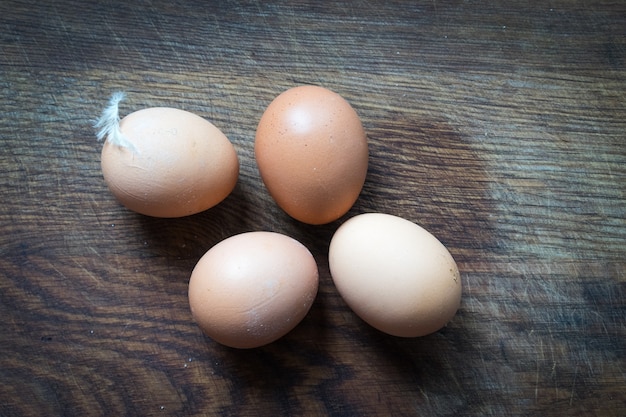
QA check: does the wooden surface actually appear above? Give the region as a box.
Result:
[1,1,624,416]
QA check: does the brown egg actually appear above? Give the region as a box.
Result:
[188,231,319,349]
[254,85,369,225]
[328,213,462,337]
[97,95,239,218]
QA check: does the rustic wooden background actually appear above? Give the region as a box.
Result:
[1,1,624,416]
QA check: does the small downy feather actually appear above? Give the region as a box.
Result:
[94,92,135,150]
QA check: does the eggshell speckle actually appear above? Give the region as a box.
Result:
[328,213,462,337]
[188,231,319,349]
[101,107,239,218]
[255,85,369,225]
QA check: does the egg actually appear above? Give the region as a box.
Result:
[96,93,239,218]
[328,213,461,337]
[254,85,369,225]
[188,231,319,349]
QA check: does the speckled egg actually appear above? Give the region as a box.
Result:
[255,85,369,225]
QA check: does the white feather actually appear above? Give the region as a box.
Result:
[94,92,135,150]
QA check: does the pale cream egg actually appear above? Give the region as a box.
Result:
[329,213,462,337]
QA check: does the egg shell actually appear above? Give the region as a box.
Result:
[328,213,462,337]
[254,85,369,225]
[188,231,319,349]
[101,107,239,218]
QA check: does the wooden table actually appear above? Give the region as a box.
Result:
[1,1,624,416]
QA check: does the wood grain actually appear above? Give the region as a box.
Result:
[1,1,624,416]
